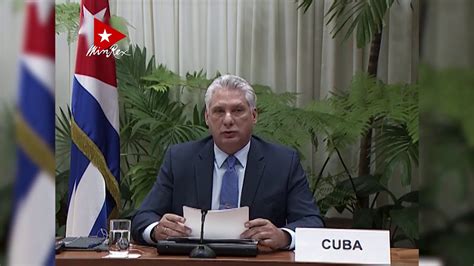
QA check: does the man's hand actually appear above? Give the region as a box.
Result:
[240,218,291,252]
[153,214,192,241]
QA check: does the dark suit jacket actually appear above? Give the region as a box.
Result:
[131,135,324,244]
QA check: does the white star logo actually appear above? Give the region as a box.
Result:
[98,29,112,43]
[78,6,107,48]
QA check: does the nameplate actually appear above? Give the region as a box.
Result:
[295,228,390,264]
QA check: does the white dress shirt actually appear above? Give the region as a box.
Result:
[142,140,295,249]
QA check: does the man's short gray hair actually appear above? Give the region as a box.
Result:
[205,75,256,110]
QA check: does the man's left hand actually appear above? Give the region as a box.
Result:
[240,218,290,252]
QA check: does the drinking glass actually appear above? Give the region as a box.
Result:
[108,219,131,257]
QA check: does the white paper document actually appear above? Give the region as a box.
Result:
[183,206,249,239]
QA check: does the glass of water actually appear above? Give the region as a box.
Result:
[108,219,131,257]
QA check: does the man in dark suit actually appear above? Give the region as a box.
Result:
[132,75,323,251]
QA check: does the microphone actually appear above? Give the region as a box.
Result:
[199,209,207,244]
[189,209,216,258]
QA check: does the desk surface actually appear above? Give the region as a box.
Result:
[56,245,418,266]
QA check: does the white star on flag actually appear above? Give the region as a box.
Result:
[98,29,112,42]
[78,6,106,48]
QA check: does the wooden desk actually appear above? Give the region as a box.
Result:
[56,245,418,265]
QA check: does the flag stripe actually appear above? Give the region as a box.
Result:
[18,63,55,149]
[68,143,93,203]
[89,197,110,236]
[67,163,106,236]
[71,78,120,177]
[74,74,119,132]
[22,54,54,94]
[13,151,39,209]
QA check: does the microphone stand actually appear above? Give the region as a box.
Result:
[189,209,216,258]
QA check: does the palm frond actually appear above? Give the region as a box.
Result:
[185,70,215,90]
[55,106,72,172]
[142,64,183,93]
[325,0,395,48]
[55,3,80,44]
[128,159,158,207]
[296,0,316,13]
[374,124,418,186]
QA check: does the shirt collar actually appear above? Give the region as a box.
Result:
[214,140,251,169]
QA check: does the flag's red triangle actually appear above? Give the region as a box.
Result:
[94,18,126,49]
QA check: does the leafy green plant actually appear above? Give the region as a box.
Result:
[299,0,417,213]
[257,73,418,187]
[298,0,402,48]
[55,3,80,44]
[252,72,419,246]
[316,75,418,246]
[253,85,311,154]
[329,74,418,182]
[294,0,418,246]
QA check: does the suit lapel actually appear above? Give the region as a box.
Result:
[240,138,265,207]
[195,139,214,210]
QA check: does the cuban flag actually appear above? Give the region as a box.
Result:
[7,1,55,265]
[66,0,121,237]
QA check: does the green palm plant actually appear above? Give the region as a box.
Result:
[298,0,416,216]
[313,74,419,246]
[252,72,419,246]
[298,0,416,209]
[326,79,418,246]
[298,0,396,48]
[253,85,314,154]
